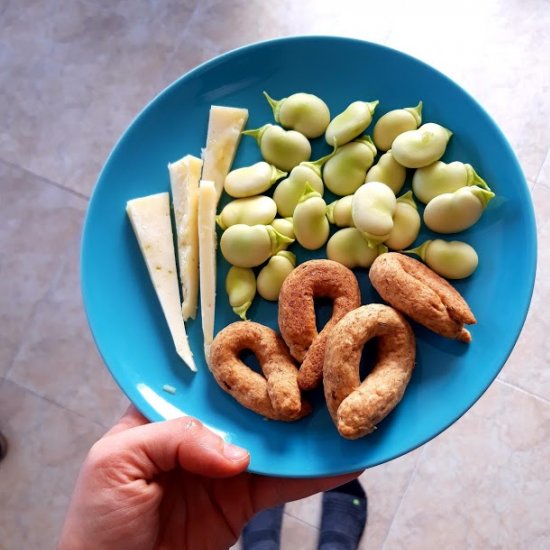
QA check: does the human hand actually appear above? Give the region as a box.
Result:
[59,406,360,549]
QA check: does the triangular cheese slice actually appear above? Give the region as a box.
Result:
[197,180,218,366]
[169,155,202,321]
[127,193,196,371]
[202,105,248,204]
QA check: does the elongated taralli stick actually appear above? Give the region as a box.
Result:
[126,193,196,371]
[198,180,218,365]
[168,155,202,320]
[201,105,249,204]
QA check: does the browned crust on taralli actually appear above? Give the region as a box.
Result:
[369,253,476,342]
[209,321,310,421]
[324,304,416,439]
[278,260,361,391]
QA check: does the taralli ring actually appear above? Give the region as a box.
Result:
[369,252,476,342]
[324,304,416,439]
[209,321,311,421]
[278,259,361,391]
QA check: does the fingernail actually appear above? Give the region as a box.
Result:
[222,443,249,462]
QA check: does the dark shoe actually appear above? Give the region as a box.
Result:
[318,481,367,550]
[242,504,285,550]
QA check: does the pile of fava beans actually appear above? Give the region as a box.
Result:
[218,92,495,319]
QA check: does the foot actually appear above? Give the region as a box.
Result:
[242,504,285,550]
[0,431,7,462]
[318,480,367,550]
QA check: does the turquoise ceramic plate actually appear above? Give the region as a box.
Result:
[81,36,536,477]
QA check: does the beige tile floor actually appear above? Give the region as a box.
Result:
[1,0,549,548]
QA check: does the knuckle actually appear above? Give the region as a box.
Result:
[86,439,109,468]
[181,416,203,433]
[83,439,132,486]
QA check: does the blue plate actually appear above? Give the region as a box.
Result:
[81,36,536,478]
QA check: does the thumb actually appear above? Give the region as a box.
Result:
[89,416,250,480]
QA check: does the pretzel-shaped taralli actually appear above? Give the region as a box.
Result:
[324,304,416,439]
[278,260,361,391]
[209,321,311,421]
[369,252,476,342]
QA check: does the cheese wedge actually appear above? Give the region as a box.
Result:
[127,193,196,372]
[202,105,249,204]
[198,180,217,365]
[169,155,202,321]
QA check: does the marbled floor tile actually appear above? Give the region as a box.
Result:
[7,235,129,428]
[284,448,422,549]
[499,182,550,400]
[281,514,320,550]
[164,0,393,82]
[0,0,197,196]
[0,160,86,377]
[0,379,105,549]
[382,380,550,549]
[284,491,323,529]
[383,0,550,182]
[357,448,423,549]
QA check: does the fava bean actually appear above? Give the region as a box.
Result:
[257,251,296,301]
[293,183,330,250]
[423,186,495,233]
[226,266,256,319]
[404,239,478,279]
[351,182,397,244]
[412,160,491,204]
[392,123,453,168]
[263,91,330,138]
[270,217,295,241]
[373,101,423,151]
[384,191,421,250]
[220,224,293,268]
[224,161,286,198]
[216,196,277,229]
[242,124,311,171]
[325,100,379,146]
[326,195,353,227]
[272,148,335,217]
[365,150,407,194]
[323,137,377,196]
[327,228,387,269]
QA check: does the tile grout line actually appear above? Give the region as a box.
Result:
[284,504,320,529]
[3,227,125,430]
[3,289,53,380]
[380,444,428,550]
[2,238,114,433]
[283,511,320,532]
[0,157,91,201]
[3,236,75,380]
[533,179,550,192]
[532,146,550,185]
[496,378,550,405]
[160,2,202,83]
[376,378,548,549]
[3,377,107,433]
